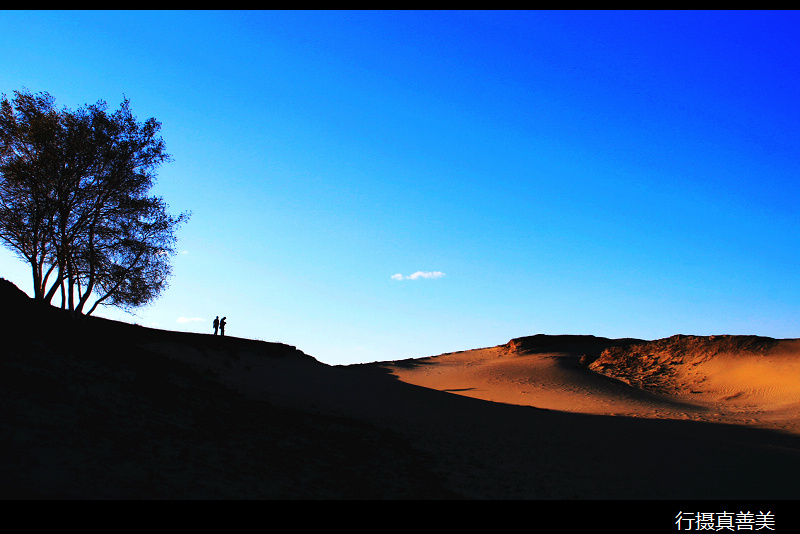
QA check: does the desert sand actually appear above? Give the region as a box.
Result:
[153,331,800,500]
[368,334,800,436]
[4,277,800,502]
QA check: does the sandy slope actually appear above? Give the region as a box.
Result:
[369,334,800,436]
[5,278,800,500]
[133,330,800,498]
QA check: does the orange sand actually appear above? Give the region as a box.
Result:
[372,338,800,435]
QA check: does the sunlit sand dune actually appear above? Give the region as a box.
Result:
[371,334,800,435]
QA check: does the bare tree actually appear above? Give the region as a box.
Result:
[0,89,189,316]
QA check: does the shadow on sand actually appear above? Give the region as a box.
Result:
[3,278,800,500]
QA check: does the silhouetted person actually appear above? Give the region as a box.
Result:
[220,317,226,337]
[213,316,219,335]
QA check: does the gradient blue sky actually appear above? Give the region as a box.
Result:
[2,10,800,365]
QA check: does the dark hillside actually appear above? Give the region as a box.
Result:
[0,278,452,499]
[4,279,800,501]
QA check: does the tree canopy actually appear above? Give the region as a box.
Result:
[0,89,189,316]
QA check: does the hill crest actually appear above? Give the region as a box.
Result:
[501,333,645,357]
[5,277,800,499]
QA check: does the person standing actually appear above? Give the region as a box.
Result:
[213,316,220,335]
[220,317,226,337]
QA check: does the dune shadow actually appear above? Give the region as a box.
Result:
[7,275,800,500]
[384,358,437,370]
[350,358,437,377]
[331,359,800,499]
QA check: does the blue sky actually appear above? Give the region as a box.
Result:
[2,10,800,365]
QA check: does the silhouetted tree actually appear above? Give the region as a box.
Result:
[0,89,189,316]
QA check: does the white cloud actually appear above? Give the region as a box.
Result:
[177,316,205,323]
[391,271,446,280]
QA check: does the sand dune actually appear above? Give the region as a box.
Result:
[4,278,800,500]
[369,334,800,435]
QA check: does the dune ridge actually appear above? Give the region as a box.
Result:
[588,334,800,408]
[374,332,800,433]
[502,333,645,357]
[589,334,781,389]
[4,277,800,500]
